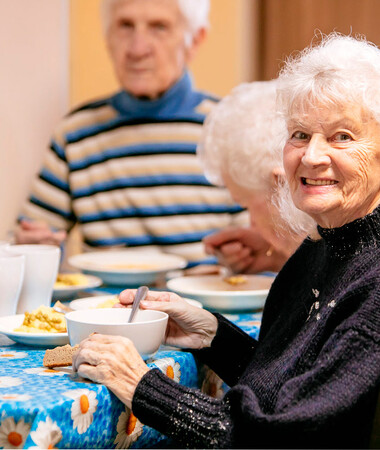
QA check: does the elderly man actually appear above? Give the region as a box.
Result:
[16,0,245,267]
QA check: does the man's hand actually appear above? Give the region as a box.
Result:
[14,220,66,246]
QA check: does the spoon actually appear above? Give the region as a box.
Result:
[128,286,149,323]
[214,248,235,278]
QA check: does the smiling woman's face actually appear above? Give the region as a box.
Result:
[283,103,380,228]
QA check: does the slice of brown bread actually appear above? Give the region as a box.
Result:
[43,344,79,368]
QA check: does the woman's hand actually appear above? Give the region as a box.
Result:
[203,226,288,273]
[118,290,218,349]
[72,333,149,409]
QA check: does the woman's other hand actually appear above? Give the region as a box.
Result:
[118,290,218,349]
[72,333,149,409]
[203,226,287,274]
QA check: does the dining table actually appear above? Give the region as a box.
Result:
[0,284,263,449]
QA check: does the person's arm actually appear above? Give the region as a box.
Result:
[16,132,75,244]
[132,321,379,449]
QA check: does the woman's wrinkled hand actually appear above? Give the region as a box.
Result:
[118,290,218,349]
[203,226,287,274]
[72,333,149,409]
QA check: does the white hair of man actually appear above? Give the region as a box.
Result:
[275,32,380,236]
[100,0,210,47]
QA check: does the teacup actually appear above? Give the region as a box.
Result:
[8,245,60,314]
[0,251,25,316]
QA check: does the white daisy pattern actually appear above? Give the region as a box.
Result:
[152,357,181,382]
[0,417,31,449]
[0,394,31,402]
[30,417,62,449]
[0,351,28,360]
[0,377,23,388]
[24,367,66,377]
[64,389,98,434]
[114,408,143,449]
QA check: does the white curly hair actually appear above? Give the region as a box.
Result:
[197,80,286,190]
[275,32,380,236]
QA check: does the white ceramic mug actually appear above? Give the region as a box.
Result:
[0,251,25,316]
[8,245,60,314]
[0,241,10,250]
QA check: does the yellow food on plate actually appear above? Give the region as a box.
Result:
[54,273,88,288]
[223,275,248,286]
[14,305,66,334]
[95,297,120,308]
[106,263,159,270]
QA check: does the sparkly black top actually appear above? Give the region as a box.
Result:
[133,207,380,448]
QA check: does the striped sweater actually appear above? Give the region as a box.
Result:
[21,72,246,266]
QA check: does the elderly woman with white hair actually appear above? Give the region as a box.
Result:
[73,34,380,448]
[198,80,312,274]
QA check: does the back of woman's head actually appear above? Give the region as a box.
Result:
[277,32,380,122]
[198,80,287,191]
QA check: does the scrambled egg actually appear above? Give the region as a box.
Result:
[14,305,66,333]
[54,273,88,288]
[223,275,248,286]
[95,297,120,308]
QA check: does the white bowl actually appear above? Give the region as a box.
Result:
[65,308,168,359]
[69,295,203,310]
[68,251,187,286]
[167,274,275,312]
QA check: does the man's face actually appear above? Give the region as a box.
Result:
[106,0,195,99]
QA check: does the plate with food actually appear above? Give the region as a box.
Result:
[68,251,187,286]
[70,294,203,310]
[166,274,276,312]
[53,273,103,300]
[0,305,69,347]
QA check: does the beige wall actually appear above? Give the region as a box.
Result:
[69,0,257,108]
[0,0,69,240]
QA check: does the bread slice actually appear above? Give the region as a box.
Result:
[43,344,79,368]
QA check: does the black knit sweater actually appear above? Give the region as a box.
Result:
[133,208,380,449]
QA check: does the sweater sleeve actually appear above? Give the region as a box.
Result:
[190,313,258,386]
[20,128,75,231]
[132,323,379,448]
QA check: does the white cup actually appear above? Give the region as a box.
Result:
[0,241,10,250]
[8,245,61,314]
[0,251,25,316]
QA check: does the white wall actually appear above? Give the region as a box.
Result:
[0,0,69,239]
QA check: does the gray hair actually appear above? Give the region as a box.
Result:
[100,0,210,46]
[274,32,380,237]
[197,80,286,191]
[277,32,380,122]
[198,80,316,237]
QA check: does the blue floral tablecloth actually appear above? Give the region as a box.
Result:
[0,289,261,448]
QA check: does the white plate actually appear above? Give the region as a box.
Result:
[0,314,69,347]
[53,274,103,300]
[68,251,187,286]
[166,274,275,312]
[70,295,203,310]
